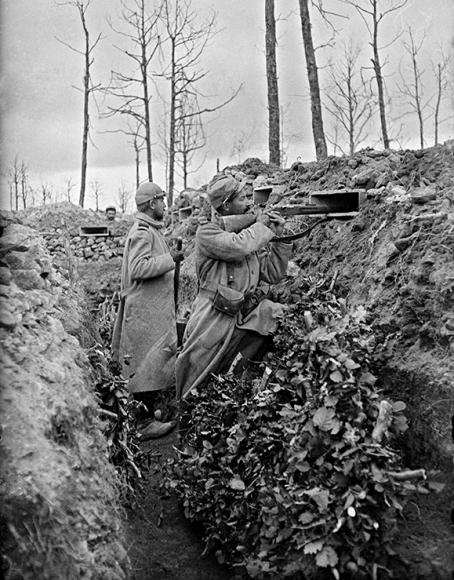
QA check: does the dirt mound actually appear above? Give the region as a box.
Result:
[14,201,132,236]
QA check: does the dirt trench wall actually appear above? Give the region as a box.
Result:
[0,223,128,579]
[285,146,454,465]
[176,144,454,464]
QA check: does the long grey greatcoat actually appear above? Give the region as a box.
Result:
[175,219,292,400]
[112,212,177,394]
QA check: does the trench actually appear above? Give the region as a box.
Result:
[3,142,454,578]
[78,205,454,580]
[90,288,454,580]
[89,287,234,580]
[123,435,234,580]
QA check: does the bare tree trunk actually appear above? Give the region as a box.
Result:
[371,2,389,149]
[182,142,188,189]
[104,1,160,187]
[139,1,153,182]
[168,38,176,206]
[10,156,20,211]
[14,181,19,211]
[397,27,428,149]
[265,0,280,166]
[134,134,141,190]
[434,63,442,146]
[341,1,408,149]
[57,2,101,208]
[298,0,327,160]
[20,162,28,209]
[409,47,424,148]
[347,67,354,155]
[80,11,90,207]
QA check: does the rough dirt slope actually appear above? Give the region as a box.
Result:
[179,143,454,465]
[0,222,129,579]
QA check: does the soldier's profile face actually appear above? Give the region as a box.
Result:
[228,191,249,215]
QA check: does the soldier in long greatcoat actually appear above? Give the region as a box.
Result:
[175,175,292,403]
[112,182,184,438]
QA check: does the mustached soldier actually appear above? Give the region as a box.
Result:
[175,174,292,408]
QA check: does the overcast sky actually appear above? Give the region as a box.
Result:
[1,0,453,210]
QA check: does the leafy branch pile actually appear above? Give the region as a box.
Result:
[167,276,413,579]
[85,296,150,502]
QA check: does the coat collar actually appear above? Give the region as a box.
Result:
[136,211,164,230]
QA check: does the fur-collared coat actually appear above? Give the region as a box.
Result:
[112,212,177,394]
[175,220,292,400]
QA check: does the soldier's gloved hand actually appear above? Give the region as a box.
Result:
[264,210,285,235]
[170,249,185,263]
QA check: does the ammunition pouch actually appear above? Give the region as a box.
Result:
[212,285,245,317]
[241,289,268,318]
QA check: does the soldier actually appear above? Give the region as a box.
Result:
[105,206,117,221]
[112,182,184,439]
[175,174,292,405]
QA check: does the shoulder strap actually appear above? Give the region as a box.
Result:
[137,220,150,232]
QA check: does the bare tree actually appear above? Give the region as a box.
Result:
[27,185,37,207]
[7,156,21,211]
[340,0,409,149]
[325,41,374,155]
[279,105,288,167]
[117,180,132,213]
[265,0,280,166]
[105,0,162,183]
[65,176,76,202]
[130,120,145,189]
[19,161,29,209]
[175,95,206,189]
[432,52,452,146]
[396,28,432,149]
[56,0,102,208]
[160,0,240,205]
[101,117,145,189]
[230,127,254,164]
[90,180,103,211]
[40,183,53,205]
[279,102,296,167]
[298,0,328,160]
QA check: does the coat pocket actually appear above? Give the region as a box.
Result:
[212,285,244,317]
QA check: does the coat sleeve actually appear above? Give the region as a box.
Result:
[197,222,275,262]
[259,241,293,284]
[129,229,175,281]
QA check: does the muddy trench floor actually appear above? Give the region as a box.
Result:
[125,430,235,580]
